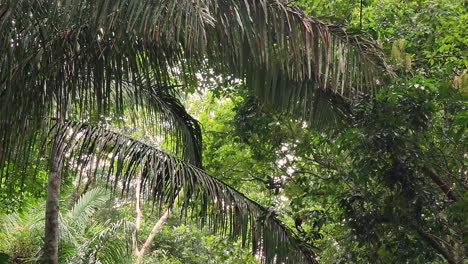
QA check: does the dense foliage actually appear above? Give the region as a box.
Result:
[0,0,466,263]
[193,0,467,262]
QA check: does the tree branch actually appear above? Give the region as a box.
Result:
[415,228,458,264]
[413,54,468,62]
[135,205,174,264]
[423,167,462,202]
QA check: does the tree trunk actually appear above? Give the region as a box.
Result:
[135,206,173,264]
[43,140,63,264]
[132,173,143,255]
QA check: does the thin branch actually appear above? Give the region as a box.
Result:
[302,156,338,172]
[413,54,468,62]
[132,172,143,255]
[360,0,363,29]
[293,170,334,181]
[423,167,462,202]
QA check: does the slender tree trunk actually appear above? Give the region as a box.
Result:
[43,139,64,264]
[133,186,178,264]
[132,170,179,264]
[132,173,143,255]
[134,206,173,264]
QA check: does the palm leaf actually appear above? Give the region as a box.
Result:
[0,85,202,190]
[0,0,392,127]
[0,0,393,187]
[52,119,317,264]
[66,187,109,229]
[116,83,203,167]
[68,219,133,264]
[0,189,132,264]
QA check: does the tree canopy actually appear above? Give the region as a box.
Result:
[0,0,466,263]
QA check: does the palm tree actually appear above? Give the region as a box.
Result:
[0,0,394,263]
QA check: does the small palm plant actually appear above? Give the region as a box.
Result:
[0,205,44,263]
[0,188,133,264]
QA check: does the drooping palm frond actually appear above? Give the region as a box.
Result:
[112,82,203,167]
[0,0,394,190]
[0,85,202,193]
[51,119,317,264]
[137,85,203,167]
[0,0,393,126]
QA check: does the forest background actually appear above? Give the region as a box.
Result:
[0,0,466,263]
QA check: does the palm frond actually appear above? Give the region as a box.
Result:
[0,0,392,125]
[0,0,393,189]
[132,85,203,167]
[52,119,317,264]
[0,202,45,261]
[0,86,202,194]
[68,219,133,264]
[59,189,112,250]
[66,187,109,227]
[0,189,132,264]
